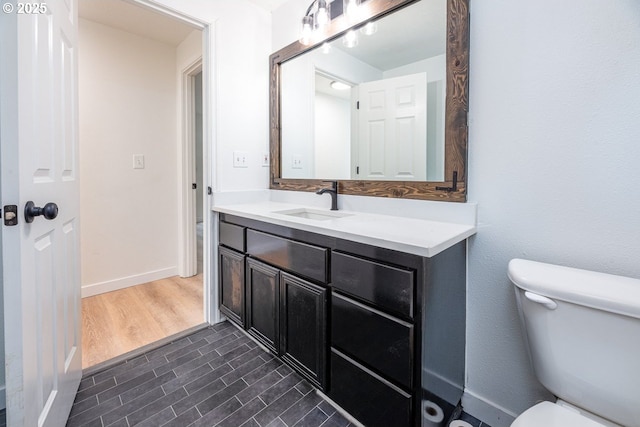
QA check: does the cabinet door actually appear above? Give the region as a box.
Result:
[246,258,280,353]
[219,246,245,327]
[280,273,327,389]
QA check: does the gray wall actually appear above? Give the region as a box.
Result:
[465,0,640,425]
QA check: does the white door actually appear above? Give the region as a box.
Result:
[0,0,82,426]
[356,72,427,180]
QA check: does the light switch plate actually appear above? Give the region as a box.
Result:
[233,151,248,168]
[133,154,144,169]
[261,152,269,167]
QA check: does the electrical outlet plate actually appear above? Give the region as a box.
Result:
[292,154,303,169]
[133,154,144,169]
[233,151,248,168]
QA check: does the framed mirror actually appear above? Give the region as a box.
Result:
[270,0,469,201]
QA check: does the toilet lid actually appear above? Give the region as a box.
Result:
[511,402,607,427]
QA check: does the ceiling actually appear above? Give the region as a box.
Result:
[78,0,197,46]
[331,0,446,71]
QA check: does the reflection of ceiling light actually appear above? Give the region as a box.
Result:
[342,30,358,48]
[321,42,332,54]
[360,21,378,36]
[330,81,351,91]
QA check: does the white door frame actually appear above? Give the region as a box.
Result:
[131,0,216,324]
[179,59,202,278]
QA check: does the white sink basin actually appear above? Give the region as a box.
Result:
[272,208,353,221]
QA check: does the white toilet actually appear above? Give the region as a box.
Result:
[508,258,640,427]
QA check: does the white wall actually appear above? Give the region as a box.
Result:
[465,1,640,425]
[315,92,351,179]
[152,0,272,193]
[79,18,179,295]
[273,1,640,426]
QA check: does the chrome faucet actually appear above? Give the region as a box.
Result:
[316,181,338,211]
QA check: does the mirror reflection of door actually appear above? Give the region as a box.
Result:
[357,72,427,180]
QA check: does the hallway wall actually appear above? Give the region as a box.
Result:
[78,18,179,296]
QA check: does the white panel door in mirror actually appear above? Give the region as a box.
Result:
[357,72,427,181]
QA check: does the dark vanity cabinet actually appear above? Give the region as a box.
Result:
[218,213,466,427]
[279,272,327,389]
[219,219,329,389]
[218,222,246,327]
[246,258,280,353]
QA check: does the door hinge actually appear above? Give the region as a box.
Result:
[356,101,360,110]
[192,183,197,190]
[207,186,212,195]
[3,205,18,226]
[356,166,359,174]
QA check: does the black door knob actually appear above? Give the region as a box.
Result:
[24,201,58,223]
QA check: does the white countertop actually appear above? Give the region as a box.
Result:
[213,201,476,257]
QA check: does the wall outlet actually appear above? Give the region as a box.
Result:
[292,154,303,169]
[233,151,248,168]
[133,154,145,169]
[262,152,269,167]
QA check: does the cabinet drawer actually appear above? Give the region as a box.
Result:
[329,348,412,427]
[219,221,245,252]
[332,292,413,389]
[247,230,328,283]
[332,251,414,318]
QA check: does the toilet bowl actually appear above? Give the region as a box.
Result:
[508,259,640,427]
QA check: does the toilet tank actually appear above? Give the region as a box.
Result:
[508,259,640,427]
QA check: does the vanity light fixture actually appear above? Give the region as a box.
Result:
[299,15,313,45]
[299,0,332,45]
[330,81,351,90]
[343,0,361,20]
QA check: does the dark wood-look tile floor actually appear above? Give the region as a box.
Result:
[66,321,354,427]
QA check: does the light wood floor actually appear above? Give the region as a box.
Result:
[81,274,204,369]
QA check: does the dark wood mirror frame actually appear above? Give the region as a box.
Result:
[269,0,469,202]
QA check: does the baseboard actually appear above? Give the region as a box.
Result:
[461,389,518,427]
[423,367,464,405]
[81,267,178,298]
[0,384,5,410]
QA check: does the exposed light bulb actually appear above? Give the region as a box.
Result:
[360,21,378,36]
[315,0,330,31]
[299,16,313,45]
[343,0,360,20]
[342,29,358,48]
[321,42,332,54]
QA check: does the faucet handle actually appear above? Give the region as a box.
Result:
[321,180,338,191]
